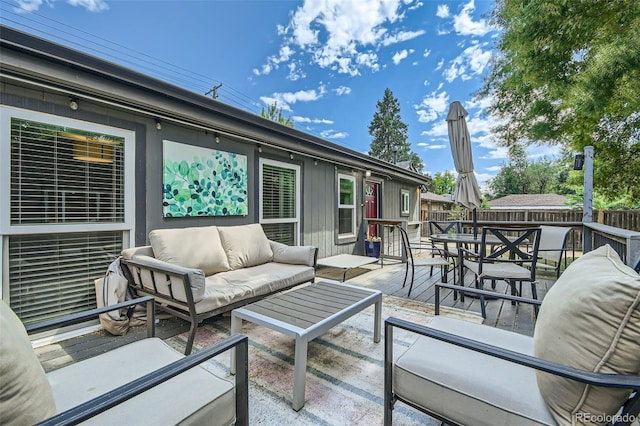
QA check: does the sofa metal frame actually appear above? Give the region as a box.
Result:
[121,248,318,355]
[385,289,640,426]
[27,297,249,426]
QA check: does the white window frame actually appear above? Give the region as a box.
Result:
[337,173,357,239]
[258,158,301,245]
[401,189,410,216]
[0,106,136,296]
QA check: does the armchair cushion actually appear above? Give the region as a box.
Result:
[149,226,230,275]
[533,245,640,424]
[394,316,555,426]
[0,301,56,424]
[218,223,273,270]
[270,240,316,266]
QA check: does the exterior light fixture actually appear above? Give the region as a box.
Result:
[573,154,585,170]
[257,144,262,153]
[155,120,162,131]
[289,153,294,160]
[214,132,220,143]
[69,97,79,111]
[365,170,372,177]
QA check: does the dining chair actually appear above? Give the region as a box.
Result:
[460,226,541,318]
[398,226,451,297]
[532,225,572,278]
[428,221,462,285]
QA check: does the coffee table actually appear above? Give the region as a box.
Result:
[316,254,379,281]
[230,281,382,411]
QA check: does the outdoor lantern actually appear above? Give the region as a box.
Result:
[573,153,585,170]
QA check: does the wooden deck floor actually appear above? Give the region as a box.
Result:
[323,257,557,337]
[36,259,556,373]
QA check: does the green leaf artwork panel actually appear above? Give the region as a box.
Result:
[162,140,248,217]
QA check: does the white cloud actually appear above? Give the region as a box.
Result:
[421,120,448,137]
[267,0,410,76]
[287,61,307,81]
[418,143,447,150]
[321,129,349,139]
[423,48,431,58]
[334,86,352,96]
[408,1,423,10]
[14,0,47,12]
[392,48,414,65]
[485,165,502,172]
[443,42,491,82]
[480,147,509,160]
[436,4,449,18]
[260,86,326,111]
[254,45,295,76]
[381,29,426,46]
[453,0,491,36]
[68,0,109,12]
[293,116,334,124]
[415,90,449,123]
[435,58,444,71]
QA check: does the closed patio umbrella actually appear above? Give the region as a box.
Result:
[446,101,482,237]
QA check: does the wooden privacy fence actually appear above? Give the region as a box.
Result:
[421,209,640,233]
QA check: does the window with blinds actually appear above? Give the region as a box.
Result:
[260,159,300,245]
[10,118,125,224]
[338,174,356,238]
[9,232,123,325]
[5,115,129,324]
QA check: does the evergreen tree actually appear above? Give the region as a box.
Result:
[368,88,423,171]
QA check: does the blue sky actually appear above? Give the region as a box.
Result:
[1,0,557,190]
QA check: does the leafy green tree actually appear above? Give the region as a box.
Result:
[368,88,424,172]
[260,102,294,128]
[480,0,640,202]
[431,171,456,195]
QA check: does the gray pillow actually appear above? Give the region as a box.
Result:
[533,245,640,425]
[0,300,57,424]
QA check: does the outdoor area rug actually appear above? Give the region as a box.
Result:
[165,295,483,425]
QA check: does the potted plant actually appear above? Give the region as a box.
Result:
[365,235,381,258]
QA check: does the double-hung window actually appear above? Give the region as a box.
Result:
[337,174,356,240]
[259,158,300,245]
[1,107,134,325]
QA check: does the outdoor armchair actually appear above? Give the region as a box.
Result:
[385,245,640,426]
[459,226,541,318]
[0,297,249,426]
[428,220,462,284]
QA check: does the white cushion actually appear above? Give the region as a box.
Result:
[394,316,556,426]
[0,301,56,424]
[270,241,316,266]
[195,263,315,314]
[47,338,236,425]
[218,224,273,270]
[533,245,640,424]
[149,226,230,275]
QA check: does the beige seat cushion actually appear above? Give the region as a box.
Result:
[0,301,56,424]
[47,338,236,425]
[149,226,230,275]
[218,223,273,269]
[395,316,556,426]
[533,245,640,425]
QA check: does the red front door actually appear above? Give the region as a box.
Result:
[364,181,380,238]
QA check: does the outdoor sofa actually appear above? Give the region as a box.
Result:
[121,223,318,354]
[0,296,249,426]
[385,244,640,425]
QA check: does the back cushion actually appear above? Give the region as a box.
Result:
[149,226,230,275]
[0,301,57,424]
[533,245,640,424]
[218,224,273,269]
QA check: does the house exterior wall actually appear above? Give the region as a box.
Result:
[1,26,427,321]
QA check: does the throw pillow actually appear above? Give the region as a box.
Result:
[0,300,57,424]
[533,245,640,425]
[149,226,230,275]
[218,224,273,269]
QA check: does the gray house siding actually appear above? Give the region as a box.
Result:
[1,26,428,321]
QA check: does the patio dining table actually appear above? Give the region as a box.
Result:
[430,233,512,299]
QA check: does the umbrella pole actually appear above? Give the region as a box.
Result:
[473,208,477,238]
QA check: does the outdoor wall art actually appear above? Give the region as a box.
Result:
[162,140,248,217]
